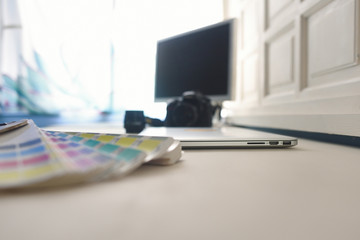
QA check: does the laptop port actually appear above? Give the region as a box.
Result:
[269,141,279,145]
[247,142,265,145]
[283,141,291,145]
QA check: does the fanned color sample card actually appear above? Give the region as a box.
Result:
[0,120,181,189]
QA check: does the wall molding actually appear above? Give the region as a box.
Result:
[226,113,360,137]
[223,94,360,137]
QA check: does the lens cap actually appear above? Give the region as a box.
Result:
[124,110,145,133]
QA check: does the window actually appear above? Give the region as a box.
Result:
[0,0,223,118]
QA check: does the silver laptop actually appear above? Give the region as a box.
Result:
[140,126,297,149]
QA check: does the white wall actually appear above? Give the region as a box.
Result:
[223,0,360,137]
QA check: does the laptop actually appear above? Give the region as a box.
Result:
[140,126,298,149]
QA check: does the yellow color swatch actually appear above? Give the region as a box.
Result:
[23,164,59,178]
[115,137,137,147]
[137,140,161,152]
[97,135,115,142]
[0,171,20,181]
[80,133,95,139]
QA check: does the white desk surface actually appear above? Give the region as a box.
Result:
[1,127,360,240]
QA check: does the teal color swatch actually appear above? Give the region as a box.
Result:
[99,144,118,154]
[70,136,83,142]
[117,148,141,162]
[84,139,100,147]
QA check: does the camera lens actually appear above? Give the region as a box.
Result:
[172,103,198,126]
[124,110,145,133]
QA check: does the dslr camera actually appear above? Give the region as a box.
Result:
[165,91,214,127]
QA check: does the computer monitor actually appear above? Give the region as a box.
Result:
[154,19,236,103]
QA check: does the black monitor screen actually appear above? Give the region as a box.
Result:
[154,19,235,102]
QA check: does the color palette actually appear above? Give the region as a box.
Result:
[41,130,146,182]
[0,120,179,189]
[63,131,173,161]
[0,133,63,188]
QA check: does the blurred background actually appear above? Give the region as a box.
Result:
[0,0,224,122]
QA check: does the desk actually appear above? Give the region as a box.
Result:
[1,134,360,240]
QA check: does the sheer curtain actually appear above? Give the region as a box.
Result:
[1,0,223,118]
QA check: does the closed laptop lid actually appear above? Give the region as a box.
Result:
[140,126,297,149]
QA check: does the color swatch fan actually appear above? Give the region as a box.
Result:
[0,120,181,189]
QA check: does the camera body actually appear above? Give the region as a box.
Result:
[165,91,214,127]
